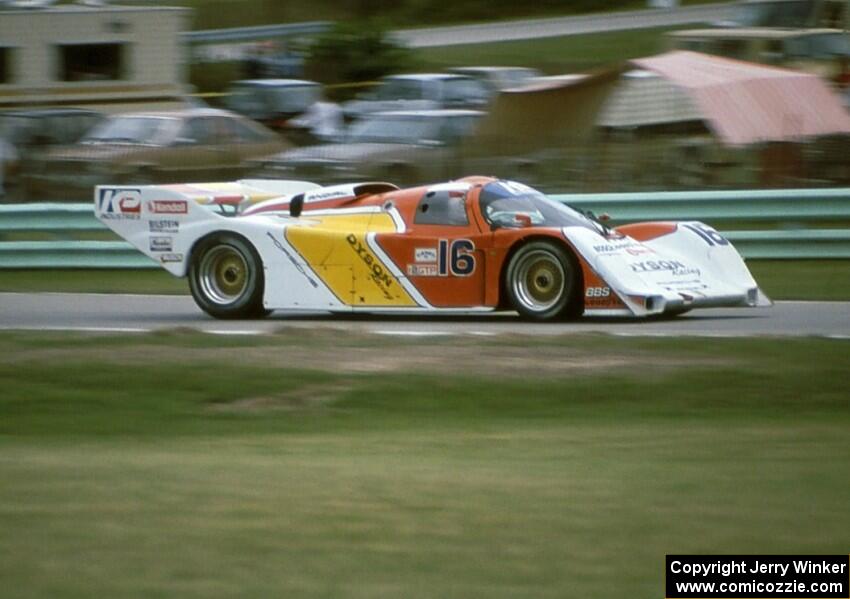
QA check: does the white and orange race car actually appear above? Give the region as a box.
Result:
[95,176,770,320]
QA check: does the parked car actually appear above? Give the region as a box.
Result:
[0,108,103,194]
[23,108,288,200]
[342,74,490,121]
[251,109,484,186]
[223,79,321,131]
[448,66,543,94]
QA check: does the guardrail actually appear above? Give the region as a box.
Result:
[183,21,331,44]
[1,188,849,268]
[551,188,850,225]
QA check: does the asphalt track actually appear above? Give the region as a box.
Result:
[395,4,734,48]
[0,293,848,339]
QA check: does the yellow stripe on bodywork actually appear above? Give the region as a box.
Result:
[285,213,416,307]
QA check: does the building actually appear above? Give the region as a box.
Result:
[0,2,192,112]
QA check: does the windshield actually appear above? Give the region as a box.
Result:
[0,115,32,144]
[374,79,428,101]
[479,181,602,232]
[268,85,319,112]
[495,68,540,89]
[228,84,318,114]
[82,116,176,145]
[442,78,489,103]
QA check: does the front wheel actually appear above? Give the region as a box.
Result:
[188,234,267,319]
[505,241,581,321]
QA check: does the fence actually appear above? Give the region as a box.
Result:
[1,188,849,268]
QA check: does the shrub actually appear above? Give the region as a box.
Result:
[304,21,414,85]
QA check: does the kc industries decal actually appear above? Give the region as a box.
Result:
[97,188,142,220]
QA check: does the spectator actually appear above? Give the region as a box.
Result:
[288,98,344,143]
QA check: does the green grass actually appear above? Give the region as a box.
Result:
[0,331,848,598]
[418,26,678,74]
[0,269,188,295]
[1,260,850,300]
[746,260,850,301]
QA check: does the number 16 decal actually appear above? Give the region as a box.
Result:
[683,223,728,246]
[438,239,476,276]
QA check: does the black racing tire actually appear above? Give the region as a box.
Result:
[504,241,582,321]
[188,233,268,319]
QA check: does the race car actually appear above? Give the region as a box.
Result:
[94,176,770,320]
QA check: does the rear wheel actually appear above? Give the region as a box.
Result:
[505,241,581,321]
[188,234,267,319]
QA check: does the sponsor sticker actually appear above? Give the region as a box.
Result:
[347,234,394,300]
[150,236,173,252]
[305,189,349,203]
[97,188,142,220]
[265,232,319,289]
[630,259,692,274]
[149,220,179,233]
[585,286,611,298]
[414,248,438,263]
[407,264,440,277]
[592,239,646,255]
[147,200,188,214]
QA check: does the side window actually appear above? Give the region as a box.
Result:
[415,190,469,226]
[439,116,479,144]
[0,47,13,84]
[224,117,269,143]
[178,118,214,145]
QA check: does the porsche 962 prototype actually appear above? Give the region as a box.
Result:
[95,176,769,320]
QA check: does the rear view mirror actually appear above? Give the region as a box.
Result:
[290,194,304,217]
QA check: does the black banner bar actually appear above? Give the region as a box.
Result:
[666,555,849,599]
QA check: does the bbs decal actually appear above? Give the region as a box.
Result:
[585,286,611,298]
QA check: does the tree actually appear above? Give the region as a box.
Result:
[305,21,414,86]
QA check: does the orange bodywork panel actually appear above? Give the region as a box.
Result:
[615,222,678,242]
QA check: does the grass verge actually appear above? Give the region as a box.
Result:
[0,331,848,598]
[1,260,849,300]
[417,26,678,74]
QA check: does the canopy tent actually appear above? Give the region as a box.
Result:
[628,50,850,145]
